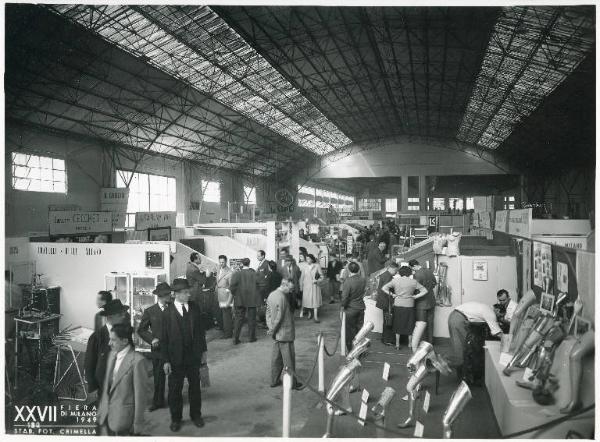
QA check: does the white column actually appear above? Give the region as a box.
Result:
[266,221,277,261]
[401,176,409,212]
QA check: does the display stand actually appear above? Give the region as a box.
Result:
[484,340,594,438]
[131,274,166,351]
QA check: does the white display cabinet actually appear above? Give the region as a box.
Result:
[131,274,167,352]
[104,273,131,306]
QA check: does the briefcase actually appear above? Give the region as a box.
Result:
[200,363,210,388]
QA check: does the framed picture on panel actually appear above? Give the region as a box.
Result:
[148,227,171,241]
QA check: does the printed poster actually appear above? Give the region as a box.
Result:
[533,241,553,292]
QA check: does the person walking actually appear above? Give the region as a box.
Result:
[230,258,261,344]
[409,259,438,348]
[161,278,208,432]
[340,262,367,351]
[381,266,428,351]
[216,255,234,339]
[98,323,151,436]
[299,254,324,322]
[266,278,302,390]
[137,282,171,411]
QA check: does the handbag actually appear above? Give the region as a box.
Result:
[200,363,210,388]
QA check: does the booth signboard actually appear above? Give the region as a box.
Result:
[48,204,81,212]
[49,211,113,235]
[507,208,532,237]
[494,210,508,232]
[134,211,177,231]
[531,235,588,250]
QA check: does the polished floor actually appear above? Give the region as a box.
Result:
[139,301,500,437]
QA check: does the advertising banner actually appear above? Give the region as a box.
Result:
[49,211,113,235]
[134,211,177,231]
[508,208,532,237]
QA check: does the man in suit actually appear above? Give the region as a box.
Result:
[216,255,234,339]
[376,262,398,346]
[137,282,171,411]
[162,278,208,432]
[186,252,206,306]
[267,278,302,389]
[326,255,344,304]
[94,291,113,332]
[230,258,260,344]
[367,241,387,277]
[98,323,151,435]
[340,262,367,351]
[256,250,271,328]
[280,255,301,310]
[85,299,130,398]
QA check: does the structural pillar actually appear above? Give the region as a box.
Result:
[419,176,427,212]
[401,176,409,212]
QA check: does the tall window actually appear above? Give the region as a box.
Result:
[358,198,381,211]
[504,196,515,210]
[12,152,67,193]
[385,198,398,213]
[432,198,445,210]
[408,197,420,211]
[466,197,475,211]
[448,197,464,211]
[243,185,256,205]
[116,170,176,227]
[202,180,220,203]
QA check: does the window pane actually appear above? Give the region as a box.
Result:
[54,170,66,183]
[433,198,445,210]
[385,198,397,212]
[149,193,161,211]
[53,158,65,170]
[14,178,30,190]
[40,180,53,192]
[12,153,28,165]
[40,168,53,181]
[466,197,475,210]
[40,156,53,169]
[13,166,30,178]
[54,181,66,193]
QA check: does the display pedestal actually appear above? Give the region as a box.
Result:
[484,340,594,438]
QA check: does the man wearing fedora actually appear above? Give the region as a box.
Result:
[162,278,208,432]
[137,282,172,412]
[85,298,131,399]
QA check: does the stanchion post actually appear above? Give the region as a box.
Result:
[282,367,292,437]
[340,311,347,356]
[318,333,325,393]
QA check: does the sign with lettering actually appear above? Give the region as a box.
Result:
[532,235,587,250]
[134,211,177,231]
[49,211,113,235]
[494,210,509,232]
[100,188,129,229]
[508,208,532,237]
[100,188,129,205]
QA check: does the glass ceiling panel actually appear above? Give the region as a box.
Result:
[457,6,594,149]
[48,4,351,155]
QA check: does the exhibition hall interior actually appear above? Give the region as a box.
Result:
[3,3,595,438]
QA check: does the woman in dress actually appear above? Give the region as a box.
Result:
[297,252,309,317]
[381,265,428,351]
[299,254,324,322]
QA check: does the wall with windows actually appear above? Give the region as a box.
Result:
[5,124,105,236]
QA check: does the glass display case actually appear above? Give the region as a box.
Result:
[104,273,131,306]
[131,274,167,352]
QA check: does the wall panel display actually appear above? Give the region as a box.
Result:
[507,208,532,237]
[494,210,508,232]
[522,239,531,295]
[533,241,552,292]
[49,211,113,235]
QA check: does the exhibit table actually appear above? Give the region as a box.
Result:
[484,340,594,438]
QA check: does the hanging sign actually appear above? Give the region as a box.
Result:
[494,210,509,232]
[49,211,113,235]
[134,211,177,231]
[100,188,129,229]
[508,208,532,237]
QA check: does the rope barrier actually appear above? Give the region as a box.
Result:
[287,363,594,439]
[323,331,341,357]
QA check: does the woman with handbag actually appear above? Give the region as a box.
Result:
[299,254,325,322]
[381,265,428,351]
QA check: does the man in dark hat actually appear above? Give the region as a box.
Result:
[137,282,172,411]
[84,299,130,399]
[161,278,208,432]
